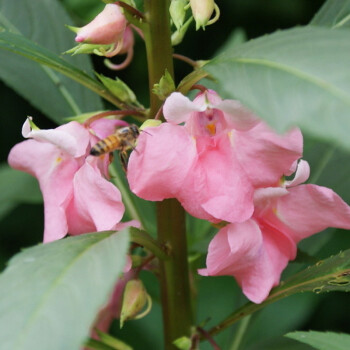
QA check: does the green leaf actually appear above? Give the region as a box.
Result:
[0,28,127,115]
[204,26,350,149]
[0,230,129,350]
[286,331,350,350]
[0,0,102,123]
[310,0,350,28]
[208,249,350,337]
[0,164,41,220]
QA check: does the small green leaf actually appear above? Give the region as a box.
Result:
[310,0,350,28]
[96,73,138,105]
[286,331,350,350]
[173,336,191,350]
[152,69,176,101]
[0,230,129,350]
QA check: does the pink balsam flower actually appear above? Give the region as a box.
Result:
[128,90,302,223]
[75,4,127,57]
[8,119,129,243]
[200,161,350,303]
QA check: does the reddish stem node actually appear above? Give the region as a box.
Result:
[114,1,146,20]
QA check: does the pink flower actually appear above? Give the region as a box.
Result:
[199,161,350,303]
[75,4,127,57]
[8,119,131,243]
[128,90,302,223]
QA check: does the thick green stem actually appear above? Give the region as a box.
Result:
[143,1,193,348]
[144,0,174,116]
[157,199,193,348]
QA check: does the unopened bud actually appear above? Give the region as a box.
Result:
[74,4,126,45]
[120,279,152,328]
[190,0,219,30]
[170,0,188,30]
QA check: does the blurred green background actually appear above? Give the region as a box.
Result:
[3,1,350,349]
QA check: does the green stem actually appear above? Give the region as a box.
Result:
[228,315,252,350]
[143,1,193,348]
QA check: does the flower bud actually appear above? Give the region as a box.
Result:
[75,4,126,45]
[190,0,219,30]
[120,279,152,328]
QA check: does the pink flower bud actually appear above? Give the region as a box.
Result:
[75,4,126,45]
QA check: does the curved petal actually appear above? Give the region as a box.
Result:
[8,139,78,242]
[127,123,197,201]
[163,92,204,124]
[201,220,296,303]
[66,160,125,235]
[178,135,254,223]
[235,122,303,187]
[23,121,90,157]
[284,159,310,187]
[277,184,350,242]
[214,99,259,131]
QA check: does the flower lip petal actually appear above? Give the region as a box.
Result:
[284,159,310,188]
[163,92,205,124]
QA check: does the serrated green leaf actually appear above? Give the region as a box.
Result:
[0,0,103,123]
[311,0,350,28]
[204,26,350,150]
[286,331,350,350]
[0,230,129,350]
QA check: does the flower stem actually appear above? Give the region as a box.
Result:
[143,1,193,348]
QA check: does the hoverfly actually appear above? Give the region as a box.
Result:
[90,124,140,171]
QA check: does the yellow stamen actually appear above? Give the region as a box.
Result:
[206,123,216,135]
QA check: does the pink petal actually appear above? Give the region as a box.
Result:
[163,92,204,124]
[178,135,254,223]
[127,123,197,200]
[66,159,125,235]
[277,184,350,242]
[90,119,129,140]
[285,159,310,187]
[201,220,296,303]
[235,122,303,187]
[8,139,79,242]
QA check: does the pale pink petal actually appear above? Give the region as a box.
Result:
[178,135,254,223]
[235,122,303,187]
[285,160,310,187]
[66,159,124,234]
[214,99,258,131]
[127,123,197,200]
[23,121,89,157]
[163,92,205,124]
[277,184,350,242]
[253,187,289,205]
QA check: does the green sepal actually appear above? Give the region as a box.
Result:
[152,69,175,101]
[170,0,188,30]
[63,110,105,123]
[65,24,80,34]
[27,116,40,131]
[65,43,114,56]
[140,119,162,130]
[171,16,193,46]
